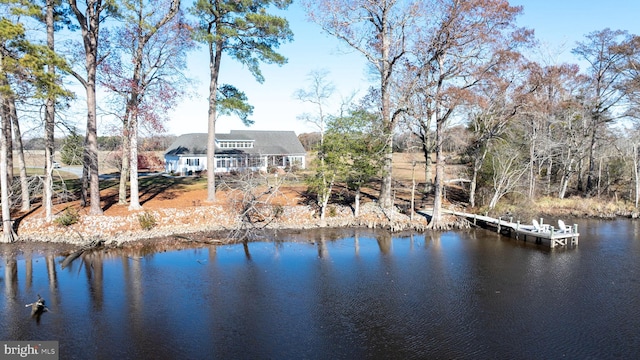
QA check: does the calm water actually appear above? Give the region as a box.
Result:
[1,219,640,359]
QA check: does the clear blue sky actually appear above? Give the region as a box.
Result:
[163,0,640,137]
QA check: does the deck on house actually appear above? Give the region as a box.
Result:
[420,209,579,248]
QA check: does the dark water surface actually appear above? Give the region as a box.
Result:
[1,219,640,359]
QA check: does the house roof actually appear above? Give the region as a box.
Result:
[164,133,209,156]
[165,130,306,156]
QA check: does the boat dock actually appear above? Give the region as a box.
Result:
[423,210,579,248]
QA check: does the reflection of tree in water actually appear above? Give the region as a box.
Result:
[3,256,18,299]
[376,232,392,254]
[25,258,33,290]
[316,231,329,259]
[354,232,360,256]
[83,252,104,311]
[425,232,442,248]
[45,254,60,312]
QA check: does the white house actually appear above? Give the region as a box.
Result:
[164,130,306,175]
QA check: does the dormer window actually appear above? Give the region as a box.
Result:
[218,140,254,149]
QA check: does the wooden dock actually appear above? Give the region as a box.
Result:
[421,210,579,248]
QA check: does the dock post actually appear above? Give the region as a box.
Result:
[474,215,477,226]
[497,217,502,233]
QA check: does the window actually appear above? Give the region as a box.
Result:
[248,156,263,168]
[186,158,199,166]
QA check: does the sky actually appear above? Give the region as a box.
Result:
[156,0,640,137]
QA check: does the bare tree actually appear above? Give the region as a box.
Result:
[294,69,335,145]
[9,99,30,211]
[305,0,419,209]
[466,55,527,207]
[487,140,528,210]
[572,28,632,195]
[0,65,15,242]
[108,0,182,211]
[67,0,116,215]
[411,0,531,228]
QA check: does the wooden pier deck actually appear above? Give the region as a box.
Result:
[421,210,579,248]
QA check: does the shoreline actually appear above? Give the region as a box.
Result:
[13,202,431,246]
[9,198,638,248]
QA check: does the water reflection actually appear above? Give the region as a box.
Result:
[1,222,640,358]
[4,257,17,299]
[376,231,392,254]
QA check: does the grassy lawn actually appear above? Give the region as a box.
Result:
[50,174,208,200]
[22,167,79,180]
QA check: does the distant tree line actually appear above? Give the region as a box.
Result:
[21,135,176,152]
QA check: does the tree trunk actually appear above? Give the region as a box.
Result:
[207,38,223,203]
[378,133,394,209]
[68,0,103,215]
[597,156,603,198]
[558,149,574,199]
[44,0,56,221]
[81,144,88,207]
[118,121,130,205]
[585,120,597,195]
[354,187,360,218]
[9,100,30,211]
[430,119,445,229]
[418,130,433,193]
[488,188,501,210]
[377,6,394,210]
[0,91,15,243]
[126,0,179,211]
[44,101,55,220]
[128,111,141,210]
[2,97,12,181]
[319,173,335,222]
[85,83,102,215]
[528,125,536,199]
[634,144,639,208]
[469,147,488,208]
[410,162,415,221]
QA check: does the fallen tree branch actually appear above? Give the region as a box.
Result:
[60,239,105,269]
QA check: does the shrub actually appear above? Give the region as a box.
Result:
[138,152,164,171]
[60,133,84,165]
[138,211,157,231]
[54,207,80,227]
[272,204,284,219]
[327,205,337,217]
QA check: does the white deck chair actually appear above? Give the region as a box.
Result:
[532,219,542,232]
[557,220,572,233]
